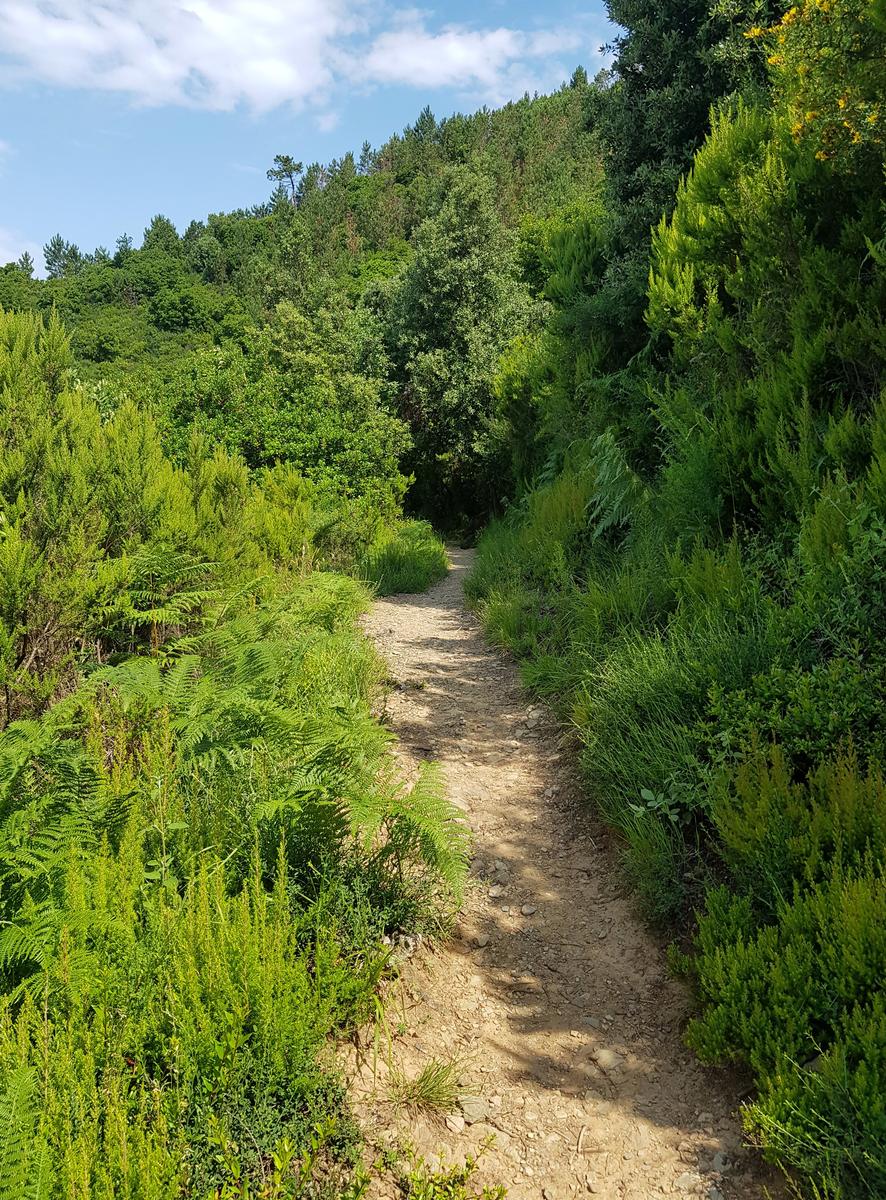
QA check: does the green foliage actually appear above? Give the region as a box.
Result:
[587,0,784,354]
[358,521,448,596]
[398,1152,506,1200]
[383,169,532,519]
[0,306,467,1196]
[470,7,885,1196]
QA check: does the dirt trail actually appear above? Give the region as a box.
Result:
[353,549,780,1200]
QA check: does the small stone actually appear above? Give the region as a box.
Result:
[711,1151,731,1174]
[584,1016,602,1029]
[493,859,507,873]
[458,1095,489,1125]
[445,1114,465,1134]
[543,1190,556,1200]
[521,903,538,916]
[523,1165,534,1177]
[675,1172,701,1190]
[696,1112,714,1125]
[472,933,490,949]
[592,1047,624,1071]
[708,1189,725,1200]
[585,1177,599,1193]
[488,884,505,898]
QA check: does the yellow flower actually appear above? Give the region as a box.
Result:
[744,25,765,38]
[805,111,818,121]
[815,149,830,160]
[867,112,879,124]
[767,53,784,64]
[837,97,847,109]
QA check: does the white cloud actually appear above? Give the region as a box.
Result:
[316,110,342,133]
[0,226,43,271]
[0,0,363,112]
[362,20,586,99]
[0,2,609,112]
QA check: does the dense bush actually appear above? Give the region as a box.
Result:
[0,307,464,1196]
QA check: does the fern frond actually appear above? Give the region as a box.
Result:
[372,764,470,901]
[0,1066,38,1200]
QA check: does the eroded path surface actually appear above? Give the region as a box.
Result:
[354,550,780,1200]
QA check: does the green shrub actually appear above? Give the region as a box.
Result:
[0,307,469,1196]
[689,858,886,1196]
[712,750,886,913]
[706,657,886,780]
[358,520,448,595]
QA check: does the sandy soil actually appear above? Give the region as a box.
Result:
[351,549,783,1200]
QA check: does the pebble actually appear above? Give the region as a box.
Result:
[488,884,505,898]
[592,1047,624,1071]
[459,1095,490,1125]
[473,933,490,949]
[708,1190,725,1200]
[585,1177,599,1193]
[675,1172,701,1190]
[711,1151,731,1174]
[445,1113,465,1134]
[521,903,538,916]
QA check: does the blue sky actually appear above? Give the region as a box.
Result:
[0,2,614,271]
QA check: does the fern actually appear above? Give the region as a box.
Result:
[0,1067,49,1200]
[583,428,651,541]
[364,764,470,903]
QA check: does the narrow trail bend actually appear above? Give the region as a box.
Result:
[354,550,780,1200]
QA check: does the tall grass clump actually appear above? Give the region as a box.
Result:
[358,520,449,595]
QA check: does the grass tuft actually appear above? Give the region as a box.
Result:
[389,1058,462,1114]
[359,520,449,595]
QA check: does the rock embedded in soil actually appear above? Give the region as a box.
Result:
[675,1171,702,1190]
[592,1047,624,1071]
[458,1095,490,1124]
